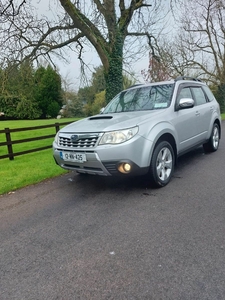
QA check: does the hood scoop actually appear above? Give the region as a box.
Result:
[89,116,113,120]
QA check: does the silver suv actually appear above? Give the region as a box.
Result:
[53,77,221,187]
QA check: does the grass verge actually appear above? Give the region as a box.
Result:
[0,118,78,195]
[0,149,68,195]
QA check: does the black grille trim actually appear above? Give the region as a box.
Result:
[59,134,99,148]
[103,162,119,175]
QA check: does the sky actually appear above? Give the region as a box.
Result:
[35,0,174,91]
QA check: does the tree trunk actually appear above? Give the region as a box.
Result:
[104,35,124,103]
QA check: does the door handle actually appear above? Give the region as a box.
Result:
[195,111,200,116]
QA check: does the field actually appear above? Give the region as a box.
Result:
[0,118,79,195]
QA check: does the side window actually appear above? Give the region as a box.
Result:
[202,86,214,102]
[177,87,192,102]
[191,87,207,105]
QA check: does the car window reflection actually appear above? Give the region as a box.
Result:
[103,84,174,113]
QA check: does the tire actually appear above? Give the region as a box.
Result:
[203,123,220,153]
[149,141,175,188]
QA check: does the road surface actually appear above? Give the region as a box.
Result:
[1,122,225,299]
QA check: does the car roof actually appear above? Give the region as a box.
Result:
[127,77,206,91]
[127,80,174,90]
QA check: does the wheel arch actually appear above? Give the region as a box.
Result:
[148,135,177,187]
[154,133,178,164]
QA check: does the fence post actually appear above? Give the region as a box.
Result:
[5,128,14,160]
[55,123,60,133]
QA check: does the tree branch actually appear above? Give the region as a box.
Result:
[118,0,152,34]
[93,0,106,17]
[0,0,26,18]
[59,0,110,70]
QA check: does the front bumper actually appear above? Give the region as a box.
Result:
[53,149,111,175]
[53,148,149,176]
[52,135,152,176]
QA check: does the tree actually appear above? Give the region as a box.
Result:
[0,0,26,18]
[214,81,225,112]
[89,90,106,115]
[16,96,40,119]
[0,1,169,103]
[91,66,106,94]
[141,53,172,82]
[34,65,63,118]
[0,61,41,119]
[1,60,35,96]
[82,64,137,115]
[146,0,225,110]
[154,0,225,105]
[0,61,64,119]
[178,0,225,83]
[77,86,95,116]
[177,0,225,110]
[60,88,85,118]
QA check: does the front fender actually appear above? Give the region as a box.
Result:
[139,121,178,166]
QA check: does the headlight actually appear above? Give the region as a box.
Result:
[54,132,60,144]
[99,126,138,145]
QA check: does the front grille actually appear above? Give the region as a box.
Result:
[59,133,99,148]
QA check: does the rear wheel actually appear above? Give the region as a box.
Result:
[149,141,175,188]
[203,123,220,153]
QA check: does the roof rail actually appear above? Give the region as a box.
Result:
[175,76,202,82]
[127,83,143,89]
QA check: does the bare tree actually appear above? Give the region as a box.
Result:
[0,0,170,102]
[146,0,225,88]
[175,0,225,85]
[0,0,26,18]
[149,38,202,80]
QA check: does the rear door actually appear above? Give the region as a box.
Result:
[191,85,213,141]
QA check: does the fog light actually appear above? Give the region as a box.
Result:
[118,163,132,174]
[124,163,131,172]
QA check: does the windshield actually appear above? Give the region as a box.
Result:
[103,84,174,114]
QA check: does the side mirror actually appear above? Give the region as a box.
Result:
[178,98,194,109]
[100,107,105,114]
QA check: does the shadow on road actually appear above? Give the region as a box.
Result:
[66,145,207,193]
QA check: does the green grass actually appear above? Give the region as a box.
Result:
[1,149,68,195]
[0,118,79,195]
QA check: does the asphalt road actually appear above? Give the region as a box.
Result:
[1,122,225,300]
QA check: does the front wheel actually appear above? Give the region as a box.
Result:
[149,141,175,188]
[203,123,220,153]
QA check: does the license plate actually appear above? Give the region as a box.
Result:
[60,152,86,163]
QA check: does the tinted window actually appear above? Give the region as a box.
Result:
[103,84,174,113]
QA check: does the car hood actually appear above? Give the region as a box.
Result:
[61,110,166,133]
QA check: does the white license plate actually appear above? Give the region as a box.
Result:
[60,152,86,163]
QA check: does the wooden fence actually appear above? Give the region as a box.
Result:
[0,122,71,160]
